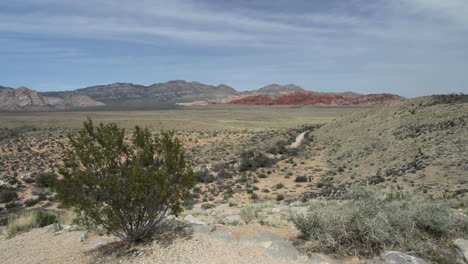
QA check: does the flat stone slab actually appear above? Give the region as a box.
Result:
[209,229,236,242]
[83,238,110,250]
[264,240,300,261]
[191,224,214,234]
[42,223,60,233]
[184,214,207,225]
[367,251,428,264]
[454,238,468,263]
[239,231,285,246]
[306,254,340,264]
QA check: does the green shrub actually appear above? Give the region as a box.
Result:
[295,176,308,183]
[33,210,57,227]
[292,186,467,262]
[217,169,232,179]
[0,188,18,203]
[240,206,260,224]
[35,172,57,188]
[239,150,275,172]
[276,194,285,201]
[24,198,38,207]
[5,210,57,238]
[195,170,216,183]
[201,203,216,210]
[55,119,195,246]
[275,183,284,189]
[5,202,19,209]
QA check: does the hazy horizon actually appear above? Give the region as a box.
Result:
[1,0,468,97]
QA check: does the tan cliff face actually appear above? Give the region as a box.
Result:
[0,87,104,111]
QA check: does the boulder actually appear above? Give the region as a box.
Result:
[84,238,110,250]
[306,254,340,264]
[222,215,243,225]
[264,240,301,261]
[78,231,88,242]
[42,223,60,233]
[239,231,284,246]
[184,214,206,225]
[209,229,236,242]
[192,224,213,234]
[454,238,468,263]
[367,251,428,264]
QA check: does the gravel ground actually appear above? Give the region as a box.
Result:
[0,228,307,264]
[0,229,95,264]
[98,233,308,264]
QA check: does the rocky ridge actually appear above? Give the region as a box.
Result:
[1,81,405,111]
[226,91,404,105]
[0,87,104,111]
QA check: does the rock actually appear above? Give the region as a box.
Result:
[222,215,243,225]
[84,239,109,250]
[306,254,339,264]
[454,238,468,263]
[182,224,214,235]
[264,240,301,261]
[367,251,428,264]
[184,214,206,225]
[42,223,60,233]
[78,231,88,242]
[239,231,284,246]
[192,224,214,234]
[209,229,236,242]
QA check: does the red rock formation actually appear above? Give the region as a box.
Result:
[227,94,274,105]
[226,91,404,106]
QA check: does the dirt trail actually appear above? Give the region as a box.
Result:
[290,131,307,148]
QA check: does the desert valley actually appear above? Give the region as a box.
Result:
[0,82,467,264]
[1,1,468,263]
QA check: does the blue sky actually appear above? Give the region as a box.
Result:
[1,0,467,97]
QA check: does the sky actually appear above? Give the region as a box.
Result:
[1,0,467,97]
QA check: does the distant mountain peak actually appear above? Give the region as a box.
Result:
[0,86,104,111]
[255,84,305,96]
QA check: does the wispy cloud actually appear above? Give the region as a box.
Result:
[0,0,467,96]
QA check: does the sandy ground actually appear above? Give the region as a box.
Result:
[0,227,309,264]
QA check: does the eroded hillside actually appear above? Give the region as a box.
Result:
[308,94,468,198]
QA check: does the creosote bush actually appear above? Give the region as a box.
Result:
[292,186,468,262]
[55,119,195,246]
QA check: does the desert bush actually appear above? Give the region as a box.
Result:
[5,210,57,238]
[430,93,467,105]
[5,202,19,209]
[34,172,57,188]
[55,119,195,246]
[240,206,261,224]
[292,186,468,262]
[217,169,232,179]
[195,170,216,183]
[276,194,285,201]
[0,187,18,203]
[201,203,216,210]
[24,198,38,207]
[239,150,275,172]
[295,176,308,183]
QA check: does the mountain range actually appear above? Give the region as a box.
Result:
[0,81,404,111]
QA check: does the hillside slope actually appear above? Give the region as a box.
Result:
[310,94,468,197]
